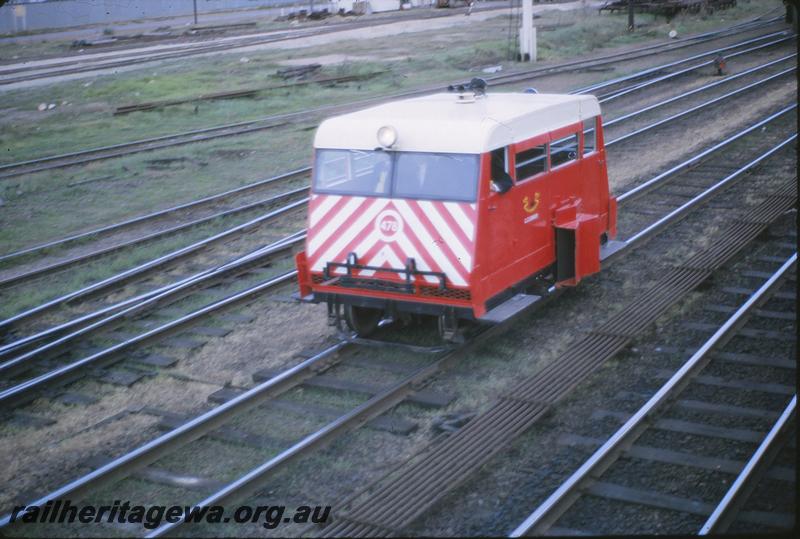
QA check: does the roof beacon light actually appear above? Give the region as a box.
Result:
[377,125,398,148]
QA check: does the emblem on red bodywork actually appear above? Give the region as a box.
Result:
[523,193,541,213]
[375,209,403,242]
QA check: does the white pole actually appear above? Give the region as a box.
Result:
[520,0,535,62]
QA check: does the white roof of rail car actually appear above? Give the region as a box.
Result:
[314,92,601,154]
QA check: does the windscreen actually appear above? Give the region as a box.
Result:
[313,149,479,202]
[314,149,392,196]
[393,153,479,202]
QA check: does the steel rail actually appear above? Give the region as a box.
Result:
[0,120,293,175]
[0,120,290,181]
[625,134,797,248]
[0,266,299,406]
[0,201,303,332]
[594,35,796,102]
[0,186,308,290]
[0,27,788,179]
[0,197,307,334]
[2,128,794,537]
[145,317,546,538]
[605,66,796,147]
[601,54,797,134]
[699,394,797,534]
[509,253,797,537]
[0,3,517,83]
[0,231,306,361]
[0,26,326,80]
[0,340,347,529]
[565,29,790,95]
[1,6,775,79]
[602,36,797,102]
[618,104,797,203]
[0,167,309,264]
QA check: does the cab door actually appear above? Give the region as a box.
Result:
[510,135,552,276]
[579,116,607,216]
[481,148,518,297]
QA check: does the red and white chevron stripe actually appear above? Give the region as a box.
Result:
[307,194,477,287]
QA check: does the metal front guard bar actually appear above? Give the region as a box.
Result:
[324,252,447,293]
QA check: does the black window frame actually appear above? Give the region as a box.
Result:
[514,143,548,182]
[550,133,580,168]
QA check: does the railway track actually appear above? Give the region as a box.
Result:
[0,4,509,85]
[3,35,793,276]
[0,232,306,392]
[1,1,777,80]
[1,44,794,345]
[0,65,794,418]
[0,167,309,265]
[510,249,796,535]
[0,89,790,400]
[0,23,791,181]
[0,192,309,345]
[0,110,794,536]
[0,8,778,87]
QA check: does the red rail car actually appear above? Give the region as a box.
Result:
[295,82,617,340]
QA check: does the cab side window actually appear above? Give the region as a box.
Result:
[550,133,579,168]
[491,148,507,179]
[515,144,547,180]
[490,147,512,193]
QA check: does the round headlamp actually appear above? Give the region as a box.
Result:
[377,125,398,148]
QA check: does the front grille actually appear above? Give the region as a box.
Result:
[339,276,414,294]
[419,286,472,301]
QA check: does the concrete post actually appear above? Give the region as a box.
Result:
[519,0,536,61]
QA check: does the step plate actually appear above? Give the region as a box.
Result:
[478,293,542,324]
[600,239,627,262]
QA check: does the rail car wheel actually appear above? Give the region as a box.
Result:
[344,305,382,336]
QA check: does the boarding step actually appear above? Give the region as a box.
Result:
[477,293,541,324]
